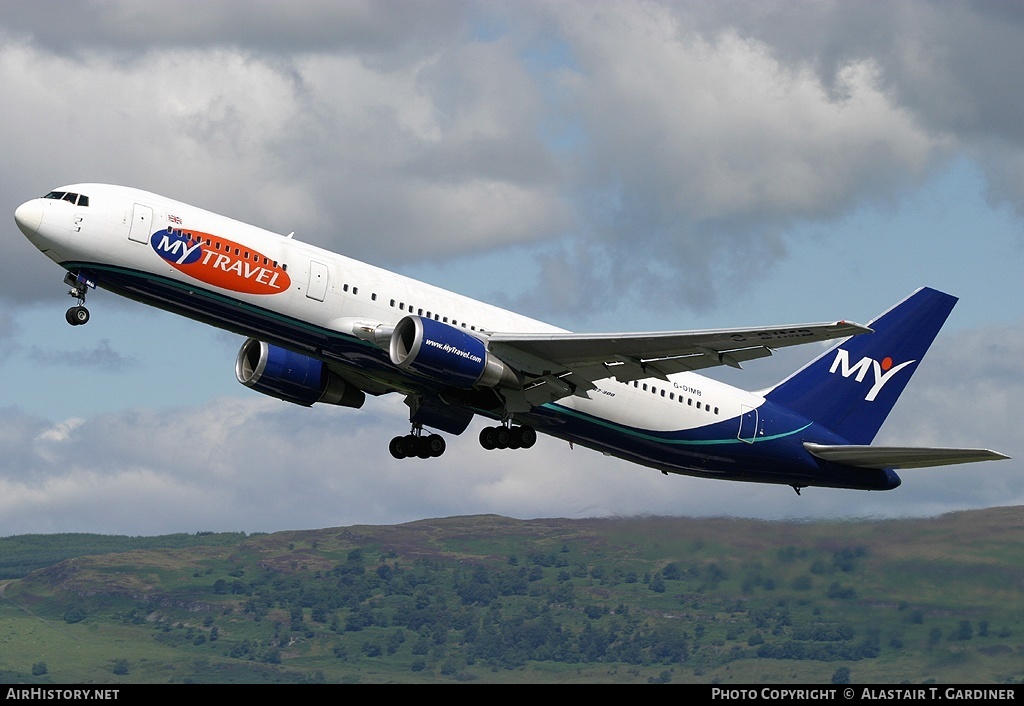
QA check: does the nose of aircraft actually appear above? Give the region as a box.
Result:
[14,200,44,238]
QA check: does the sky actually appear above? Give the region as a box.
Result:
[1,0,1022,536]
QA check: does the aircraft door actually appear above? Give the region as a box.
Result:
[738,405,759,444]
[307,260,329,301]
[128,203,153,243]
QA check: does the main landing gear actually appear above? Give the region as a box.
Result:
[389,426,447,460]
[479,424,537,451]
[389,423,539,459]
[63,272,92,326]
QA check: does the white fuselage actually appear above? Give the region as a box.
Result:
[19,183,764,438]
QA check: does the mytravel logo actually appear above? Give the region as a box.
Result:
[150,229,291,295]
[423,337,484,364]
[829,348,916,402]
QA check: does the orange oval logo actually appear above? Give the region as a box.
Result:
[150,229,291,295]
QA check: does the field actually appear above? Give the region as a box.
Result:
[1,509,1022,684]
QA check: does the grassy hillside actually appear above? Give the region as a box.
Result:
[1,508,1022,684]
[0,532,252,580]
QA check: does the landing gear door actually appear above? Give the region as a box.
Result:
[738,405,759,444]
[128,204,153,244]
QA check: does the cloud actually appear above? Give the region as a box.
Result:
[30,339,138,372]
[0,20,572,275]
[531,3,949,313]
[4,1,1024,317]
[0,307,19,359]
[1,1,470,58]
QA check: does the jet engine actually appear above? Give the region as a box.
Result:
[235,338,365,408]
[389,316,519,389]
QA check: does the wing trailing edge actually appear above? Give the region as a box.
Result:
[488,320,871,378]
[803,442,1010,470]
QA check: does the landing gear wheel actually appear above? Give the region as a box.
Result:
[390,432,446,459]
[479,424,536,451]
[508,427,523,449]
[479,426,497,450]
[494,426,511,449]
[389,436,407,459]
[518,426,537,448]
[425,434,446,457]
[65,306,90,326]
[404,434,420,457]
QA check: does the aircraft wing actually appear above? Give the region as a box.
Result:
[804,443,1010,470]
[487,320,870,408]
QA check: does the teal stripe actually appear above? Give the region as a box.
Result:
[65,261,378,351]
[542,403,812,446]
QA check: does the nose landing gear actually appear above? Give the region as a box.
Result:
[65,305,90,326]
[63,272,94,326]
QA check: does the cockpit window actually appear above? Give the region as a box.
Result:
[44,191,89,207]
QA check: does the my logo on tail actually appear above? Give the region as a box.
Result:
[829,349,916,401]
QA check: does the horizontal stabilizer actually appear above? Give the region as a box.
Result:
[804,442,1010,470]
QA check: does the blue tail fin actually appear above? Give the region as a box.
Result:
[765,287,957,444]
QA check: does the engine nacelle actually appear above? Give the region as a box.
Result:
[389,316,519,389]
[235,339,365,408]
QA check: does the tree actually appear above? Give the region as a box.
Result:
[31,662,47,676]
[831,666,851,684]
[63,606,86,624]
[953,620,973,641]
